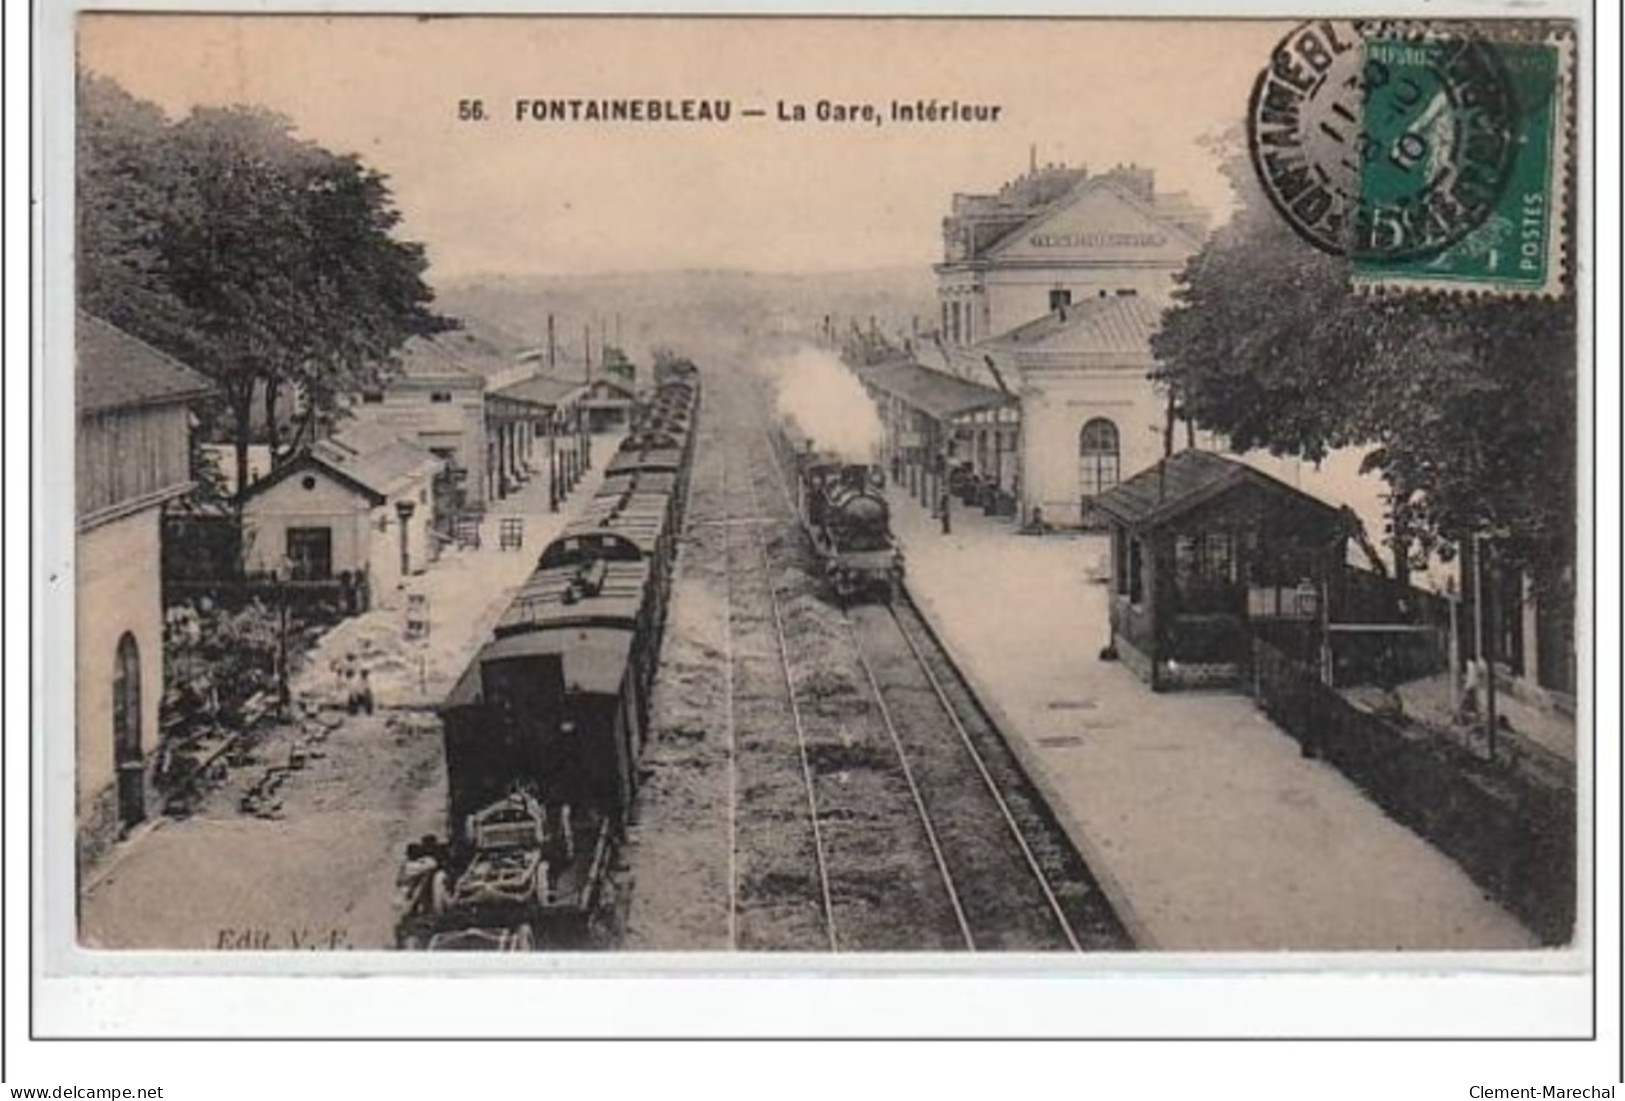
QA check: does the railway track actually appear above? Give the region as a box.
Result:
[757,412,1131,953]
[846,599,1132,951]
[721,421,838,950]
[710,381,1129,953]
[723,400,970,950]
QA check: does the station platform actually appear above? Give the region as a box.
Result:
[888,490,1538,951]
[291,432,621,711]
[79,434,622,949]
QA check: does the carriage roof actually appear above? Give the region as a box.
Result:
[620,428,686,451]
[444,626,637,707]
[607,449,683,476]
[537,528,655,567]
[599,470,678,494]
[494,560,652,636]
[562,515,668,554]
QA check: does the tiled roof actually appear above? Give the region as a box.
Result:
[77,312,212,415]
[243,429,442,506]
[1092,449,1343,530]
[986,295,1167,357]
[443,315,538,360]
[392,335,482,382]
[859,360,1013,421]
[494,373,587,407]
[312,432,442,499]
[316,420,402,458]
[968,174,1208,260]
[581,377,635,401]
[429,323,525,380]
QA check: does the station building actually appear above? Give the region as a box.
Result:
[977,295,1170,528]
[935,160,1208,349]
[237,424,443,603]
[344,320,591,512]
[347,334,491,508]
[875,159,1211,529]
[76,313,211,859]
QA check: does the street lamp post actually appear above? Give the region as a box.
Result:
[272,560,291,720]
[395,499,416,583]
[1474,534,1499,760]
[544,417,556,511]
[548,417,560,511]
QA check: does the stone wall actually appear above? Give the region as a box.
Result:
[1253,639,1575,945]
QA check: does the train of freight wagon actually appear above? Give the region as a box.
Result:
[394,357,700,950]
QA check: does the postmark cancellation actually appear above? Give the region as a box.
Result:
[1248,20,1575,297]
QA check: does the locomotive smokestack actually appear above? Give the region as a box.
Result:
[770,345,884,464]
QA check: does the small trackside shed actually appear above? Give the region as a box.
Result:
[238,434,443,604]
[1093,450,1348,692]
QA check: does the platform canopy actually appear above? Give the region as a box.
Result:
[1092,449,1344,533]
[858,359,1014,423]
[488,374,586,422]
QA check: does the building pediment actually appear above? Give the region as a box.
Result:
[986,182,1202,267]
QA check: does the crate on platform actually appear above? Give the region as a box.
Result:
[405,593,431,640]
[499,517,524,551]
[453,517,483,550]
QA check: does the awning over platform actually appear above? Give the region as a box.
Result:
[1093,449,1343,532]
[488,375,587,420]
[859,360,1014,422]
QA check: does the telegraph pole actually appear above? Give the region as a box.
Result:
[1473,533,1500,759]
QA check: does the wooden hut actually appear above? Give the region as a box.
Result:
[1093,450,1348,691]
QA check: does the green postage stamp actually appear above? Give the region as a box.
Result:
[1248,21,1573,296]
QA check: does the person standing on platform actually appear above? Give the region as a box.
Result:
[938,489,951,535]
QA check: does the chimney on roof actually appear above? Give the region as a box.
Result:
[1104,162,1155,202]
[1029,143,1037,176]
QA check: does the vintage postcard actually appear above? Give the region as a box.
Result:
[51,7,1588,989]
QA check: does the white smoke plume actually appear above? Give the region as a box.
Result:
[769,346,885,463]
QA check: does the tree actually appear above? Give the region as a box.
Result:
[76,73,196,354]
[76,75,447,497]
[158,106,446,493]
[1151,130,1576,587]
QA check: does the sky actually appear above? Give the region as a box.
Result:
[78,15,1292,281]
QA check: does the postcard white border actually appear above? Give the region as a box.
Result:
[23,0,1617,1049]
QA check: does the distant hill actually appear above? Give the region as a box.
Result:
[432,267,938,366]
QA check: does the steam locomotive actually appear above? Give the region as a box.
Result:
[395,369,700,950]
[779,419,903,604]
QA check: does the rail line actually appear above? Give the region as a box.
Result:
[759,419,1124,951]
[755,422,984,950]
[719,424,739,950]
[723,403,838,951]
[845,621,977,949]
[889,600,1084,949]
[852,602,1084,951]
[741,452,839,950]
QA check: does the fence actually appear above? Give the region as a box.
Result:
[1252,639,1575,945]
[1328,566,1453,687]
[165,573,368,619]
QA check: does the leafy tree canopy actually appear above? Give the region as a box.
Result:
[1151,130,1575,580]
[76,72,449,496]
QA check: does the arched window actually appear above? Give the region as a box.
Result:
[1078,418,1121,499]
[112,632,144,826]
[112,633,141,753]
